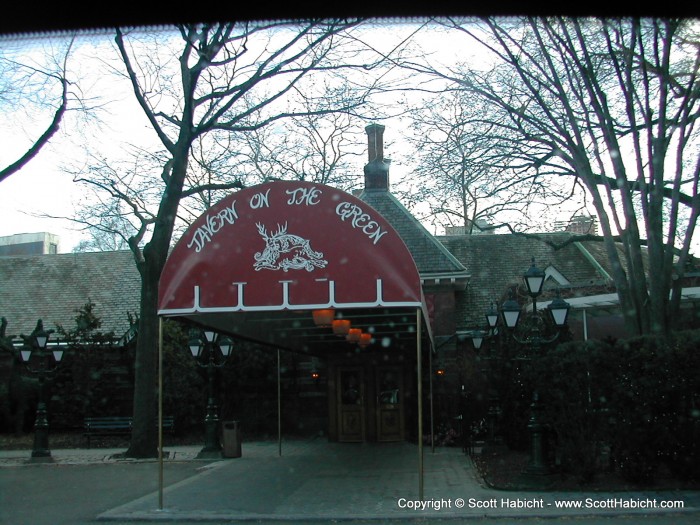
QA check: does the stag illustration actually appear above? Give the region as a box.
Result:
[254,222,328,272]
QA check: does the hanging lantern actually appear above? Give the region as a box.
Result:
[358,332,372,348]
[332,319,351,336]
[346,328,362,343]
[312,309,335,327]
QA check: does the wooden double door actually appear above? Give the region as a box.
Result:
[336,365,404,442]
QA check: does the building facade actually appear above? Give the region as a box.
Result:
[0,233,60,256]
[1,125,679,443]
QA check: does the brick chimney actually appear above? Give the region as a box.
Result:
[364,123,391,190]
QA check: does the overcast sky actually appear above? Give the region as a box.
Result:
[1,20,676,254]
[0,23,459,252]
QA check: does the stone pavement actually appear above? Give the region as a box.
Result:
[2,439,699,522]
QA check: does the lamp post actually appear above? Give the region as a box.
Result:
[20,319,63,460]
[511,259,569,475]
[189,329,233,458]
[468,258,570,475]
[467,323,501,444]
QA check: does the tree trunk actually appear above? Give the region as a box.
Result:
[125,143,190,458]
[125,256,161,458]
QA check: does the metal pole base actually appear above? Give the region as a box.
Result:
[524,391,551,477]
[196,447,223,459]
[29,455,54,464]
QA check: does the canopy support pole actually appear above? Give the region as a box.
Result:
[158,317,164,510]
[583,309,592,404]
[429,346,435,454]
[278,348,282,457]
[417,308,424,500]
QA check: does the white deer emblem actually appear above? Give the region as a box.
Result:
[254,222,328,272]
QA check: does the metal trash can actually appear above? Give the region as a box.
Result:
[222,421,242,458]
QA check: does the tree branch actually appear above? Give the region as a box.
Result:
[0,77,68,183]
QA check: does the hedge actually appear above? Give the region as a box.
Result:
[528,330,700,483]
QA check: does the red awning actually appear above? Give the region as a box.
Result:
[158,181,429,354]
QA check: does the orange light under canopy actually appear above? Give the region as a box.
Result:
[332,319,351,336]
[346,328,362,343]
[358,332,372,348]
[312,309,335,327]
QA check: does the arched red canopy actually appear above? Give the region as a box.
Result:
[158,181,429,353]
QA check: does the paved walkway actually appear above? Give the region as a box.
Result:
[2,439,699,522]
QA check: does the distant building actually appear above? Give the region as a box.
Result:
[0,233,60,256]
[554,215,598,235]
[444,218,495,236]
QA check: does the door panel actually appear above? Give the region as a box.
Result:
[337,367,365,442]
[376,366,404,442]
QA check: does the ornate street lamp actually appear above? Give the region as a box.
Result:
[469,258,571,475]
[20,320,63,460]
[505,258,570,349]
[509,259,570,476]
[189,329,233,458]
[466,321,500,445]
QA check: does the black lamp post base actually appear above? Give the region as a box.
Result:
[523,463,552,476]
[196,447,223,459]
[515,469,555,490]
[29,452,54,463]
[525,391,552,475]
[32,420,52,461]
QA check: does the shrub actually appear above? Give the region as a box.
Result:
[525,330,700,485]
[530,339,613,482]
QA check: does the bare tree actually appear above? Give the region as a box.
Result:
[0,37,76,183]
[405,17,700,335]
[235,107,365,188]
[103,21,386,457]
[181,84,367,213]
[395,88,580,234]
[68,148,163,252]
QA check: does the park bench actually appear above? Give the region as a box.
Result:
[83,416,174,448]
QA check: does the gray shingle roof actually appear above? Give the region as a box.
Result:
[0,251,140,338]
[358,189,468,277]
[438,233,614,328]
